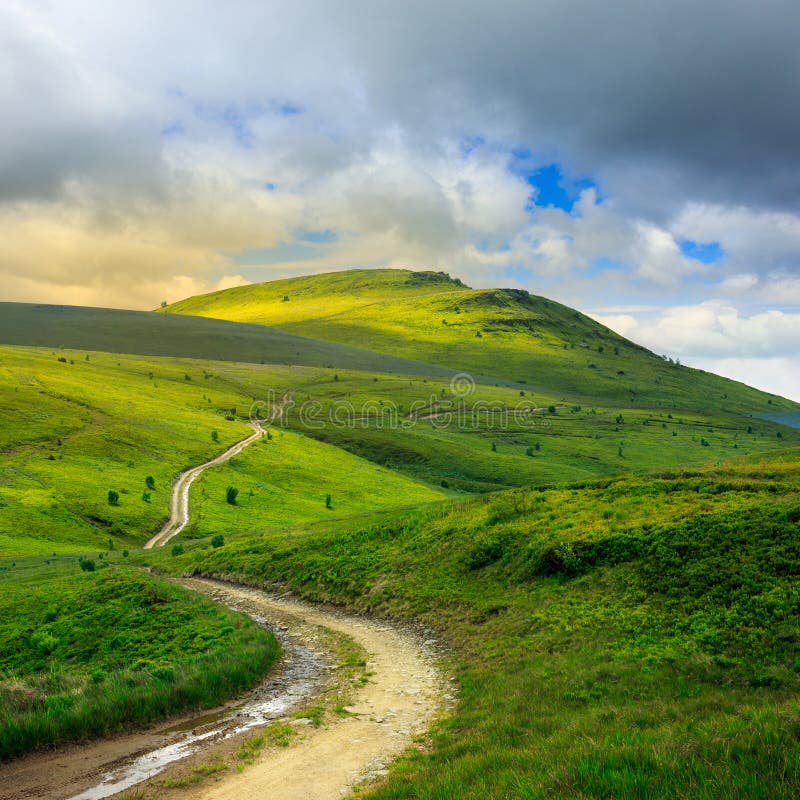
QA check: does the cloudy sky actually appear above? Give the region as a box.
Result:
[2,1,799,399]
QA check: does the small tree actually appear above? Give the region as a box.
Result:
[145,475,155,490]
[171,543,184,556]
[525,446,534,457]
[107,490,119,506]
[211,534,225,548]
[226,486,239,505]
[491,442,497,452]
[325,494,332,509]
[160,300,168,308]
[211,430,219,443]
[122,550,129,558]
[78,557,96,572]
[142,491,151,502]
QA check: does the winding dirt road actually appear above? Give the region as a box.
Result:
[144,423,264,548]
[0,387,448,800]
[0,580,447,800]
[145,393,293,549]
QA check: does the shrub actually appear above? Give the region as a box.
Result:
[107,490,119,506]
[226,486,239,505]
[211,534,225,549]
[211,430,219,443]
[145,476,155,490]
[467,535,505,570]
[171,543,184,556]
[325,494,332,509]
[78,557,96,572]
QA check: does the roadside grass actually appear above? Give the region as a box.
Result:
[0,558,279,760]
[142,619,371,795]
[149,449,800,799]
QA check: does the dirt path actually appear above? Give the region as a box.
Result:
[177,580,447,800]
[145,393,292,549]
[144,424,263,548]
[0,581,447,800]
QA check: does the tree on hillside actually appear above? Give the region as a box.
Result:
[107,490,119,506]
[226,486,239,505]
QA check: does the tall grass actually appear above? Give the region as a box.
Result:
[0,562,279,760]
[0,640,276,760]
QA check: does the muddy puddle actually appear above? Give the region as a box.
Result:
[67,607,325,800]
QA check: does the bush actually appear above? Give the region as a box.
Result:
[467,535,506,570]
[145,475,155,490]
[325,494,332,509]
[226,486,239,505]
[211,534,225,549]
[78,557,96,572]
[107,490,119,506]
[211,430,219,443]
[171,543,184,556]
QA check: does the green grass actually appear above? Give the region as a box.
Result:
[0,301,470,381]
[148,448,800,799]
[0,346,456,555]
[2,273,800,796]
[0,558,279,759]
[183,426,443,538]
[162,268,797,413]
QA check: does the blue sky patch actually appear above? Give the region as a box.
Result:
[161,121,185,137]
[679,239,724,264]
[297,228,337,244]
[503,264,536,284]
[230,243,321,266]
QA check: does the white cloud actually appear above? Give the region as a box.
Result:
[685,356,800,403]
[593,301,800,359]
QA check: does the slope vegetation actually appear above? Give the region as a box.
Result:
[162,268,796,413]
[153,448,800,799]
[0,346,444,555]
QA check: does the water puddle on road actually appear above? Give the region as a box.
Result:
[69,617,325,800]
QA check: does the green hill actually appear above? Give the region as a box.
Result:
[161,268,797,414]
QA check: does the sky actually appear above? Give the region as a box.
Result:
[1,1,799,400]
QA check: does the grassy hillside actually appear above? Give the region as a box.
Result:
[2,343,796,555]
[0,558,278,759]
[0,301,468,381]
[0,346,447,555]
[149,449,800,799]
[161,269,797,413]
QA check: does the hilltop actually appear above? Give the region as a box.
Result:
[161,268,796,413]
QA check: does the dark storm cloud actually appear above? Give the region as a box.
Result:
[4,0,799,217]
[321,0,800,215]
